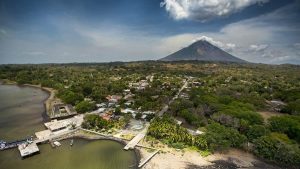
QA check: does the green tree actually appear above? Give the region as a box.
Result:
[114,107,121,115]
[61,91,84,105]
[246,125,270,141]
[268,115,300,142]
[205,122,247,152]
[75,101,95,113]
[135,112,142,120]
[253,133,300,166]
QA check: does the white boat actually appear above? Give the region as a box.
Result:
[70,139,74,146]
[53,141,61,147]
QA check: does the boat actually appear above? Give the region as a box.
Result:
[70,139,74,146]
[53,141,61,147]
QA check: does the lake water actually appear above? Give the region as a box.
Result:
[0,85,138,169]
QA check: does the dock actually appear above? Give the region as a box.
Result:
[124,132,146,150]
[18,143,39,158]
[124,125,148,150]
[138,150,159,168]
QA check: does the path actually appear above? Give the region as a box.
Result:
[158,78,190,117]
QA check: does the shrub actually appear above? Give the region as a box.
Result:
[205,122,247,152]
[268,115,300,142]
[253,133,300,166]
[246,125,270,141]
[75,101,95,113]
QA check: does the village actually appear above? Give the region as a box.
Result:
[1,74,204,168]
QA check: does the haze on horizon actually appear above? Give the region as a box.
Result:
[0,0,299,64]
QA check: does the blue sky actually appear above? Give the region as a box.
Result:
[0,0,299,64]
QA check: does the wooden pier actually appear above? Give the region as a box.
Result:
[18,143,39,158]
[138,150,159,168]
[124,124,149,150]
[124,132,146,150]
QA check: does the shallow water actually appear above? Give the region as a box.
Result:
[0,138,137,169]
[0,85,137,169]
[0,85,48,141]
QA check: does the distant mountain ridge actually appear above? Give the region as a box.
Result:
[160,40,246,63]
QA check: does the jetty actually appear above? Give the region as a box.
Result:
[138,150,159,168]
[124,124,149,150]
[124,132,146,150]
[18,143,39,158]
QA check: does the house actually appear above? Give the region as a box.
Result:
[123,89,131,93]
[84,98,93,102]
[146,75,154,82]
[124,99,134,106]
[141,114,147,120]
[96,103,107,108]
[124,102,132,106]
[122,108,137,114]
[142,111,156,115]
[192,81,202,87]
[121,108,137,118]
[108,102,116,108]
[187,129,205,136]
[44,120,68,132]
[97,108,106,113]
[175,119,182,125]
[124,94,134,100]
[106,95,122,103]
[100,113,112,121]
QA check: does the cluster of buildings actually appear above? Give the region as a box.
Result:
[128,75,154,91]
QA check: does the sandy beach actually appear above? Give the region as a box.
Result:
[138,139,282,169]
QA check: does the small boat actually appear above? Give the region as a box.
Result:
[53,141,61,147]
[70,139,74,146]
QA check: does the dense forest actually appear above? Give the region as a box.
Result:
[1,61,300,167]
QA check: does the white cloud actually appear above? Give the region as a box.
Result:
[195,36,236,51]
[160,0,269,21]
[249,44,269,52]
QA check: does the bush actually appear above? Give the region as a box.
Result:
[281,99,300,115]
[135,112,142,119]
[246,125,270,141]
[114,107,121,115]
[268,115,300,142]
[178,109,205,127]
[205,122,247,152]
[75,101,95,113]
[253,133,300,166]
[60,91,84,105]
